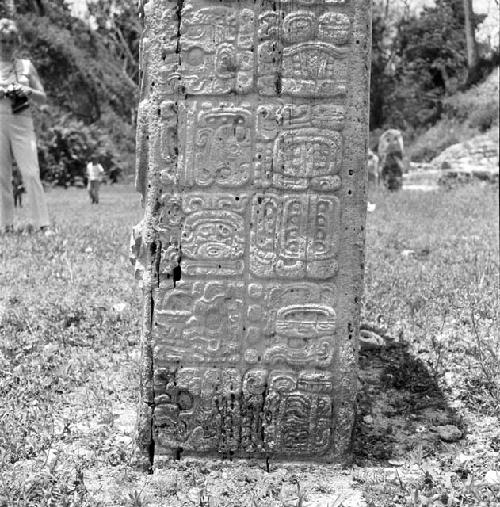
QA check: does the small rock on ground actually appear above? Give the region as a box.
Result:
[435,425,462,443]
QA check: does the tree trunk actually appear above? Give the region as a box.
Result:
[464,0,479,75]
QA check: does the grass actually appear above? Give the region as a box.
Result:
[360,184,499,506]
[0,185,143,506]
[364,184,499,412]
[0,183,498,506]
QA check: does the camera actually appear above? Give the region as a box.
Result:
[5,86,30,114]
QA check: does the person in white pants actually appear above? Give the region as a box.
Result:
[0,18,49,232]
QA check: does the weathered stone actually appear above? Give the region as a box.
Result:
[435,425,462,443]
[135,0,371,464]
[433,129,499,187]
[359,330,386,351]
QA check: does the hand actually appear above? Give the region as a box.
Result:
[19,85,33,97]
[5,83,32,98]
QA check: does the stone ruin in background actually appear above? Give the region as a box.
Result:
[134,0,371,465]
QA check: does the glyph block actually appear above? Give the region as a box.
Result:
[135,0,371,463]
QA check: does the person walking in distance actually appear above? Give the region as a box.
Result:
[0,18,50,232]
[86,155,105,204]
[12,165,24,207]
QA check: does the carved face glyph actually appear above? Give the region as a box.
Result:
[182,211,245,260]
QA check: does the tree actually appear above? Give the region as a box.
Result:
[370,4,397,131]
[87,0,141,85]
[377,0,469,132]
[11,0,139,178]
[15,0,138,124]
[463,0,479,80]
[369,0,470,132]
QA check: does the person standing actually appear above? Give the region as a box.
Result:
[0,18,50,232]
[378,129,405,192]
[12,166,24,207]
[86,155,105,204]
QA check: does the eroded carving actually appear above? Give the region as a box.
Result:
[250,194,340,278]
[256,103,345,189]
[264,370,334,454]
[137,0,370,463]
[156,281,244,362]
[154,367,242,453]
[159,193,248,276]
[183,103,253,188]
[245,282,337,367]
[258,5,351,97]
[178,4,254,94]
[153,366,334,456]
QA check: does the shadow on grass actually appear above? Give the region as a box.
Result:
[353,330,463,464]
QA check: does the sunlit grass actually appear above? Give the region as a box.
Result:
[0,185,143,505]
[0,183,498,506]
[365,185,499,413]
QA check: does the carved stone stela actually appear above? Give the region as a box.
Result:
[136,0,371,463]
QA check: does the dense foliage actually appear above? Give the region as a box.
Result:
[370,0,498,140]
[12,0,140,184]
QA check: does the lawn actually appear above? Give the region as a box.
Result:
[0,183,498,506]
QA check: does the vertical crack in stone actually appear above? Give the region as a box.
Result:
[154,241,162,289]
[172,0,184,290]
[172,252,182,287]
[148,290,156,469]
[176,0,184,54]
[148,241,160,468]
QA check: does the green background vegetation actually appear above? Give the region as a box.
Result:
[370,0,499,160]
[14,0,139,184]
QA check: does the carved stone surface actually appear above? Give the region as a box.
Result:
[135,0,371,463]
